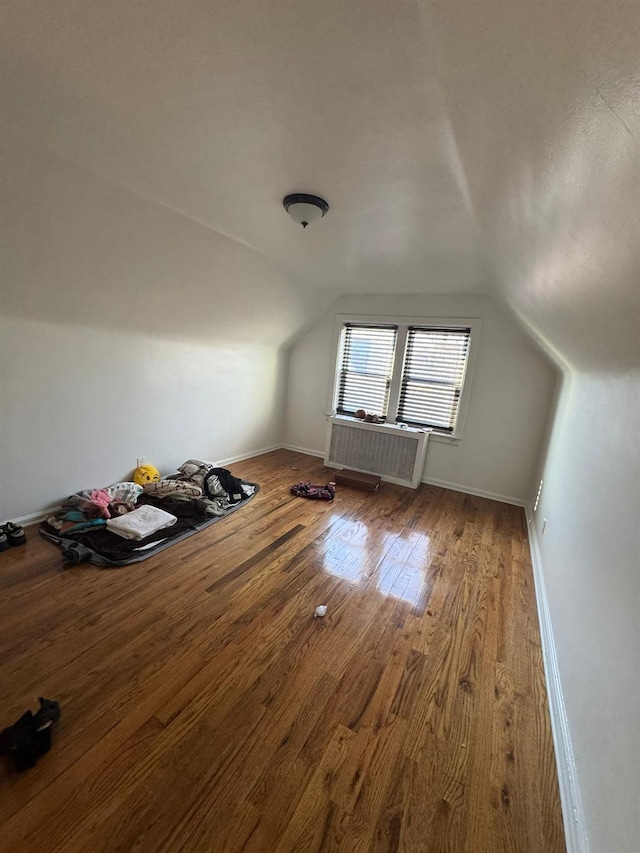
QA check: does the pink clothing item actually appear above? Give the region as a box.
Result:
[89,489,112,519]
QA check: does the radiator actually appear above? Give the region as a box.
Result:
[324,416,429,489]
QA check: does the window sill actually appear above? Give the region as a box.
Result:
[329,414,425,436]
[428,432,462,446]
[328,414,462,445]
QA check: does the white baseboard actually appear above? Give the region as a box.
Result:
[10,506,60,527]
[280,444,325,459]
[421,476,526,507]
[215,444,282,467]
[526,512,590,853]
[279,450,526,506]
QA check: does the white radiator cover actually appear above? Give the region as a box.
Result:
[325,416,429,488]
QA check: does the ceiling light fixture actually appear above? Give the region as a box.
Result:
[283,193,329,228]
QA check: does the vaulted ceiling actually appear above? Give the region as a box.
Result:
[2,0,639,370]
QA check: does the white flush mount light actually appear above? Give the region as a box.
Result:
[283,193,329,228]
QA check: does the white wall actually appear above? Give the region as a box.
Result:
[284,293,557,504]
[532,371,640,853]
[0,138,328,521]
[0,316,287,521]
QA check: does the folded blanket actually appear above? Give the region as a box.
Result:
[143,479,203,499]
[106,505,177,541]
[176,460,213,489]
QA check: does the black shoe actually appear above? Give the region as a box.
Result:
[2,522,26,546]
[33,698,61,755]
[0,711,40,771]
[61,542,92,565]
[0,698,61,771]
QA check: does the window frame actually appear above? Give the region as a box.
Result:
[334,322,399,420]
[327,314,481,443]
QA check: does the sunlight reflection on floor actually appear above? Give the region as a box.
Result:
[320,516,433,607]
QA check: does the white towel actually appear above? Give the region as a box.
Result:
[106,505,177,541]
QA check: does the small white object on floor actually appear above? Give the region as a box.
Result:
[314,605,327,618]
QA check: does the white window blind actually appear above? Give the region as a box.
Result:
[397,326,471,433]
[336,323,398,417]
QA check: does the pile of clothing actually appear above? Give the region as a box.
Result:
[290,481,336,501]
[45,481,145,537]
[149,459,255,517]
[41,460,258,566]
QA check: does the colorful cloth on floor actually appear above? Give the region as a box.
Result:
[290,482,336,501]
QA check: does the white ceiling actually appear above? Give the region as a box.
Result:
[2,0,639,369]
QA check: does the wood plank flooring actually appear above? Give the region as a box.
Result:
[0,450,565,852]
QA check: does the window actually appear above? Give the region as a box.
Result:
[335,323,397,418]
[397,326,471,433]
[332,317,477,438]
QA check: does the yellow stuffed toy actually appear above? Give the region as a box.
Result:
[133,463,161,486]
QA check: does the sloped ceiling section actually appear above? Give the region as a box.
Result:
[2,0,639,368]
[426,0,640,372]
[0,135,326,346]
[0,0,484,304]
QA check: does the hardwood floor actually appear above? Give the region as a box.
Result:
[0,450,565,852]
